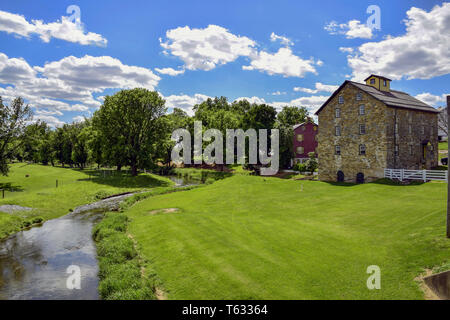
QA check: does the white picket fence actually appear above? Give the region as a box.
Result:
[384,168,448,182]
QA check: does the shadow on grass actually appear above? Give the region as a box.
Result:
[0,182,24,192]
[370,178,425,186]
[75,169,172,189]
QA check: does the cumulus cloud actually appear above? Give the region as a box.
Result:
[270,32,293,46]
[294,82,338,94]
[234,96,268,105]
[325,20,373,39]
[72,115,86,123]
[242,47,317,78]
[348,3,450,81]
[33,114,65,127]
[415,93,449,107]
[160,25,256,71]
[162,93,212,115]
[0,52,161,118]
[0,10,107,46]
[155,67,185,76]
[339,47,354,54]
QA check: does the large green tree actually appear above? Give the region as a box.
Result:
[0,97,32,175]
[93,88,166,176]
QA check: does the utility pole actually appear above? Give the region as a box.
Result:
[447,95,450,238]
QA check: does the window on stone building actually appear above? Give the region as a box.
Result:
[421,126,425,135]
[297,134,303,142]
[335,126,341,136]
[335,108,341,118]
[356,92,362,101]
[338,95,344,104]
[409,145,413,155]
[359,124,366,135]
[359,105,365,115]
[335,145,341,155]
[395,145,399,156]
[408,125,412,135]
[359,144,366,155]
[297,147,304,154]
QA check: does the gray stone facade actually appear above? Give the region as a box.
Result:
[316,81,438,183]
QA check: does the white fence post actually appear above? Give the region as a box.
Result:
[400,169,404,182]
[423,170,426,182]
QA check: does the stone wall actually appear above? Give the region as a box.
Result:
[385,108,438,169]
[317,82,388,182]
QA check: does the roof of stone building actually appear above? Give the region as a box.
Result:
[315,80,440,115]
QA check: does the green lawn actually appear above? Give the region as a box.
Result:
[439,141,448,150]
[126,175,450,299]
[0,163,172,238]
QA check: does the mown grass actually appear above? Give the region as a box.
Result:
[439,141,448,150]
[125,175,450,299]
[93,212,155,300]
[0,163,173,239]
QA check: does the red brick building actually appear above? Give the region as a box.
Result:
[293,118,318,164]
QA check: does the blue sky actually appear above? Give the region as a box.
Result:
[0,0,448,126]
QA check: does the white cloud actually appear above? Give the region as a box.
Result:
[243,47,317,78]
[0,10,107,46]
[348,3,450,81]
[270,32,293,46]
[162,93,212,115]
[155,67,185,76]
[270,91,286,96]
[33,114,65,127]
[325,20,373,39]
[415,93,449,107]
[339,47,354,54]
[272,95,329,114]
[294,82,339,94]
[160,25,256,71]
[234,96,267,105]
[72,115,86,123]
[0,53,160,118]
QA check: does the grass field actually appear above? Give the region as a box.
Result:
[125,175,450,299]
[439,141,448,150]
[0,163,172,238]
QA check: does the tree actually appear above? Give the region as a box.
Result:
[277,106,308,127]
[0,97,32,175]
[242,103,277,130]
[93,88,166,176]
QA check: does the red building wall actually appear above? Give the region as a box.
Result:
[293,121,318,159]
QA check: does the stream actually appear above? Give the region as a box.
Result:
[0,175,199,300]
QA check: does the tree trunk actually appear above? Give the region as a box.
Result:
[131,164,138,176]
[447,95,450,238]
[117,164,122,171]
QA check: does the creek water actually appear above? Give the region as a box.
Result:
[0,176,200,300]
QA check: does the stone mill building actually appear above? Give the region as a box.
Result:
[315,75,439,183]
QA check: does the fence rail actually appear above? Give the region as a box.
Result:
[384,168,448,182]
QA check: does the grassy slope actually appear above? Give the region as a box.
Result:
[0,163,172,238]
[126,175,450,299]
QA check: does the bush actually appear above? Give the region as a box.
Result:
[93,212,156,300]
[294,162,307,172]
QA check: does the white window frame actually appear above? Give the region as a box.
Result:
[356,92,362,101]
[359,105,365,115]
[335,126,341,136]
[297,146,304,154]
[338,95,344,104]
[335,145,341,155]
[335,108,341,118]
[359,124,366,135]
[359,144,366,155]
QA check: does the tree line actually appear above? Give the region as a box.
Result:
[0,88,310,176]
